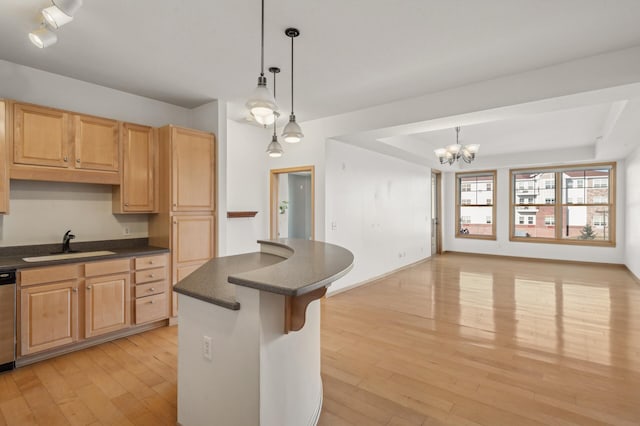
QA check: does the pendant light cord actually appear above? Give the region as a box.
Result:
[290,35,294,114]
[272,71,277,135]
[260,0,265,77]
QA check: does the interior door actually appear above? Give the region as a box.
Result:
[431,171,442,254]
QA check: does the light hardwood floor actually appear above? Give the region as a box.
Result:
[1,253,639,425]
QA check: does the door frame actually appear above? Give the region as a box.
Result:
[432,170,443,255]
[270,165,315,240]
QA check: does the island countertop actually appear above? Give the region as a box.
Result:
[173,239,354,310]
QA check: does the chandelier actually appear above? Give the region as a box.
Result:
[434,126,479,165]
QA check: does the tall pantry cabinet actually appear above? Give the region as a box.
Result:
[149,125,216,317]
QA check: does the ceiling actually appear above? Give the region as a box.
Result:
[0,0,640,121]
[2,0,640,123]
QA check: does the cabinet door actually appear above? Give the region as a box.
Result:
[172,261,205,317]
[85,273,130,338]
[0,100,8,214]
[21,280,78,355]
[74,114,119,172]
[172,215,214,269]
[13,103,69,168]
[121,123,156,212]
[171,127,215,211]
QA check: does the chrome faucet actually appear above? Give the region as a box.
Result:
[62,230,75,253]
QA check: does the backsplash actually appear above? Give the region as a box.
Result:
[0,180,148,247]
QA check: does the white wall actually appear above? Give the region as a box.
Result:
[625,147,640,278]
[443,163,626,264]
[0,61,223,247]
[225,118,328,255]
[325,140,431,294]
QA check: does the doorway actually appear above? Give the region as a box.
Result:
[431,171,442,254]
[270,166,315,240]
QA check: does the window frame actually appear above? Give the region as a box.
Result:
[509,162,616,246]
[455,170,497,240]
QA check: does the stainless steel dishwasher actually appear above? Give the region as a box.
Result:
[0,269,16,372]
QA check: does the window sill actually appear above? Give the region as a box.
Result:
[509,236,615,247]
[455,234,497,241]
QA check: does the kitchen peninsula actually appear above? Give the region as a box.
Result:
[174,239,354,426]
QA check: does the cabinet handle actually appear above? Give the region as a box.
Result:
[72,288,77,292]
[87,285,92,290]
[124,203,129,206]
[150,260,154,264]
[149,300,154,304]
[64,157,68,162]
[76,159,81,163]
[173,203,177,207]
[148,287,155,292]
[148,273,154,278]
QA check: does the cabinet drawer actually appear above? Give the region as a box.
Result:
[135,293,167,324]
[135,254,167,270]
[20,264,79,286]
[85,258,131,277]
[135,281,166,298]
[135,267,166,284]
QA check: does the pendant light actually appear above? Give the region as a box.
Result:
[266,67,284,157]
[282,28,304,143]
[246,0,278,126]
[42,0,83,29]
[29,23,58,48]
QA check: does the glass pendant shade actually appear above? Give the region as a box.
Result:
[434,148,447,158]
[446,144,462,155]
[246,77,278,126]
[282,114,303,143]
[266,135,284,157]
[29,27,58,48]
[465,144,480,154]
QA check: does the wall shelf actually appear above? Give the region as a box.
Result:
[227,211,258,218]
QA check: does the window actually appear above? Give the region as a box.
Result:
[593,216,608,227]
[511,163,615,245]
[593,179,608,188]
[456,171,497,240]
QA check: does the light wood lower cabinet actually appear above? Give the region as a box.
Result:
[18,254,169,358]
[133,254,169,324]
[85,272,130,338]
[20,280,79,356]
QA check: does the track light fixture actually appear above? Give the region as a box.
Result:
[282,28,304,144]
[29,24,58,49]
[266,67,284,158]
[29,0,83,48]
[246,0,278,126]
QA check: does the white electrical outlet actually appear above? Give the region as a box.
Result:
[123,227,131,236]
[203,336,212,361]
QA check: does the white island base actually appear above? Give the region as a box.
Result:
[177,286,323,426]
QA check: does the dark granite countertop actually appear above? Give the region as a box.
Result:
[173,252,285,310]
[0,238,169,271]
[173,239,354,311]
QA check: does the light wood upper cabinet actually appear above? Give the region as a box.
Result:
[0,100,8,214]
[113,123,157,213]
[13,102,69,168]
[9,101,121,185]
[74,114,119,172]
[20,280,79,356]
[85,272,130,338]
[169,126,215,212]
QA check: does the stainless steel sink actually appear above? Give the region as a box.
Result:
[22,251,116,263]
